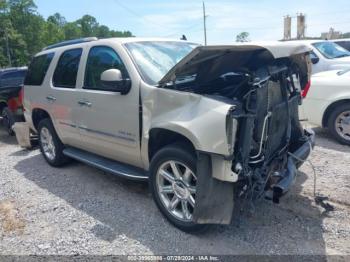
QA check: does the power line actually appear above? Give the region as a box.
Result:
[112,0,172,31]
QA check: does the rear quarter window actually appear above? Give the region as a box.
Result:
[24,53,54,86]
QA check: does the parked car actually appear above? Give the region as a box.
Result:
[16,38,314,232]
[0,67,27,135]
[332,38,350,51]
[291,40,350,74]
[300,68,350,145]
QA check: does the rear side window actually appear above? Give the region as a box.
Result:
[84,46,128,90]
[24,53,54,86]
[53,48,82,88]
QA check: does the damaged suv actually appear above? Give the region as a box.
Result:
[18,38,315,232]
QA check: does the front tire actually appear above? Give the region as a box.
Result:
[149,144,207,233]
[327,104,350,146]
[38,118,70,167]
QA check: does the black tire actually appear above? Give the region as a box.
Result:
[2,107,15,136]
[149,144,208,233]
[38,118,70,167]
[327,104,350,146]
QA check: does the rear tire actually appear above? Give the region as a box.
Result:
[149,144,208,233]
[2,107,15,136]
[327,104,350,146]
[38,118,70,167]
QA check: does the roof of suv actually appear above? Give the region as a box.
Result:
[37,37,194,56]
[37,37,311,59]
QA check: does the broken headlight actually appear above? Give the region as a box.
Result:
[226,109,237,155]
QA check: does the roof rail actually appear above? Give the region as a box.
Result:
[43,37,98,51]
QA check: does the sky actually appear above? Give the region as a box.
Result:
[34,0,350,45]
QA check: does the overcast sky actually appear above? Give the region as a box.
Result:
[35,0,350,44]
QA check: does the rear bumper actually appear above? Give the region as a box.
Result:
[272,129,315,203]
[13,122,32,148]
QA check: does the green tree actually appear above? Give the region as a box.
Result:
[8,0,45,62]
[76,15,98,37]
[0,0,134,67]
[97,25,110,38]
[236,32,250,42]
[47,12,66,27]
[63,22,82,40]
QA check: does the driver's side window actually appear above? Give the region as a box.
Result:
[84,46,128,90]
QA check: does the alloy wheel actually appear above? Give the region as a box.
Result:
[335,110,350,141]
[40,127,56,160]
[156,160,197,222]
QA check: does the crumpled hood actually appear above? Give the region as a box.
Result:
[159,42,312,86]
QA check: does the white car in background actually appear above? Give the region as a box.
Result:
[293,40,350,74]
[332,38,350,51]
[300,69,350,145]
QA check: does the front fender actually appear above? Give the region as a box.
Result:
[140,85,236,169]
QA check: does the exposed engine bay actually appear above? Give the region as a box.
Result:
[158,45,315,223]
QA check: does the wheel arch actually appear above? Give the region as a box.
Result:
[148,128,198,162]
[322,99,350,127]
[32,108,52,131]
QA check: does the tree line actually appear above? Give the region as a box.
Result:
[0,0,133,68]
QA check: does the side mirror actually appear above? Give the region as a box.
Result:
[101,69,131,95]
[311,56,319,65]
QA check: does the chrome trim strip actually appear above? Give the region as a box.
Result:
[78,126,136,142]
[59,121,76,128]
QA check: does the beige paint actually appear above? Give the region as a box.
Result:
[140,83,237,175]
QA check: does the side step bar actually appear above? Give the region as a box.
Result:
[63,147,149,181]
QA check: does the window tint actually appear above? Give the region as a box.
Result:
[24,53,54,86]
[53,48,82,88]
[335,41,350,51]
[0,70,26,88]
[84,46,128,90]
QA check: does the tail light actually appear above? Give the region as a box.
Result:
[301,80,311,98]
[19,85,25,111]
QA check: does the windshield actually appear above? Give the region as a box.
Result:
[124,41,199,85]
[312,41,350,59]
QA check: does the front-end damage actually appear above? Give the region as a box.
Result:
[143,43,315,225]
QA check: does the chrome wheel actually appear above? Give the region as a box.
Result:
[156,160,197,222]
[40,127,56,160]
[335,110,350,141]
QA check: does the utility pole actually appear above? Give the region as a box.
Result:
[1,28,12,67]
[5,30,12,67]
[202,1,207,46]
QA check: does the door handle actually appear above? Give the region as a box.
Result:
[78,100,92,107]
[46,95,56,102]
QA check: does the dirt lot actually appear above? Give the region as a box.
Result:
[0,124,349,256]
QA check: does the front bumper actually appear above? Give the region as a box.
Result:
[272,129,315,203]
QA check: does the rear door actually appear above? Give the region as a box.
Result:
[49,48,83,147]
[75,45,142,167]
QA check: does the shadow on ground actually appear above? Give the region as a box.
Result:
[311,127,349,153]
[13,152,328,255]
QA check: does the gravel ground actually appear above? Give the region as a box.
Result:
[0,123,349,256]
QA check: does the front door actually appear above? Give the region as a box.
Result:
[75,45,142,167]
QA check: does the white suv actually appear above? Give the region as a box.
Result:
[18,38,315,232]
